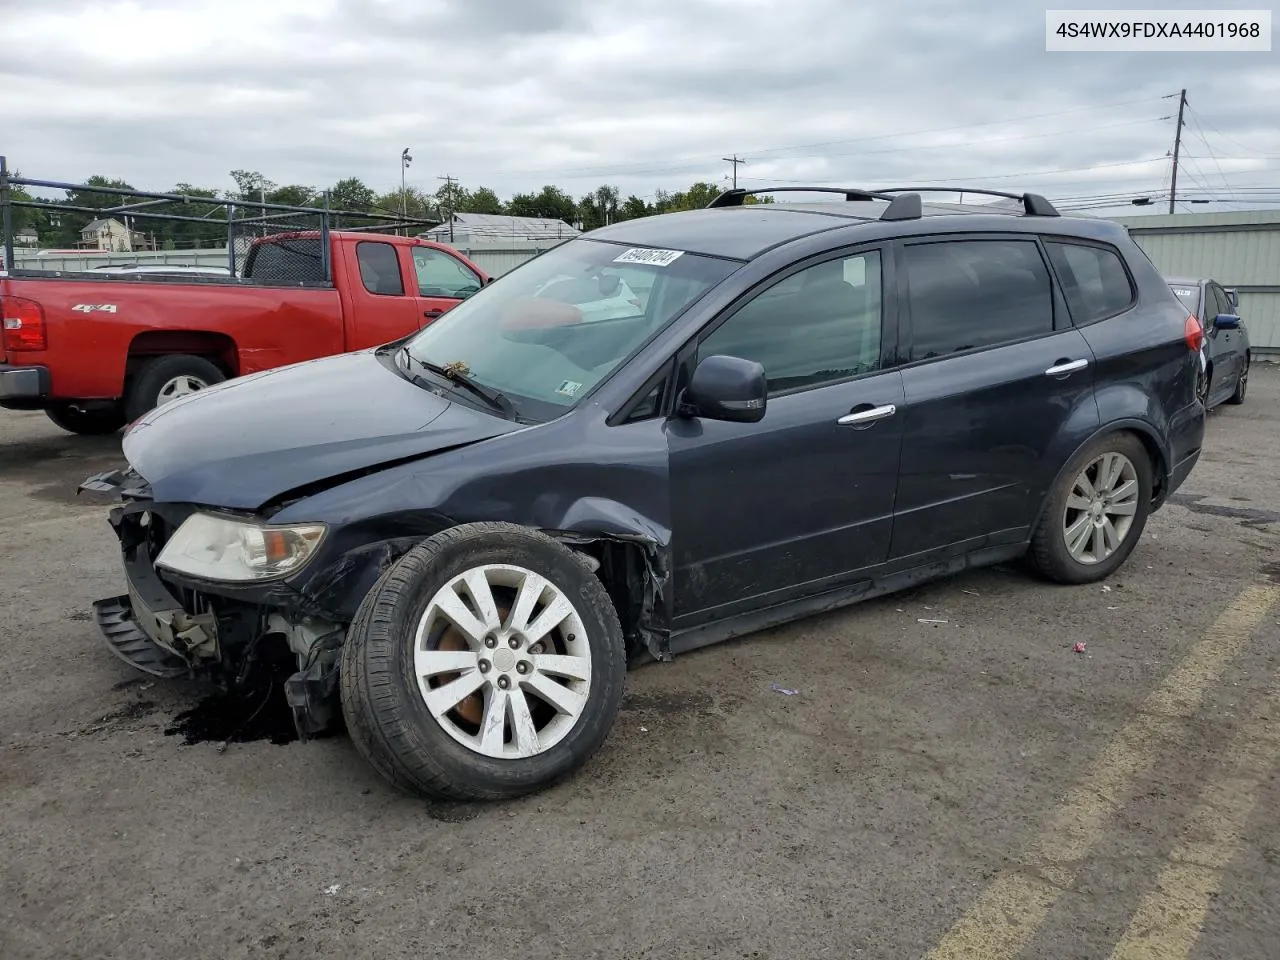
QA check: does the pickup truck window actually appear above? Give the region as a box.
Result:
[357,241,405,296]
[413,247,482,299]
[244,237,325,283]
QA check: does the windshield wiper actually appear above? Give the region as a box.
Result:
[396,347,518,420]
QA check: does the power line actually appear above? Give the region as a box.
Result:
[1183,101,1233,195]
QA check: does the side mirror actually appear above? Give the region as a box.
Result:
[1214,313,1241,330]
[680,354,767,423]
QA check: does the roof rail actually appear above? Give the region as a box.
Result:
[706,186,900,208]
[706,184,1061,220]
[873,187,1061,217]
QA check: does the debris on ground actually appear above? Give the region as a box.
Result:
[769,683,799,696]
[1073,641,1087,654]
[1102,585,1112,593]
[918,618,949,625]
[962,589,980,597]
[324,884,342,896]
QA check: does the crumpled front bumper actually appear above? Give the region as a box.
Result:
[82,467,222,675]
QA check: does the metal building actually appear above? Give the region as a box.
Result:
[1106,209,1280,359]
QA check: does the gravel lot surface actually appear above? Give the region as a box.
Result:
[3,366,1278,960]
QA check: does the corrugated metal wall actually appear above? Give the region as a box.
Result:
[1107,211,1280,357]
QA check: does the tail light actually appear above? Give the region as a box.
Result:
[2,296,47,351]
[1184,314,1204,353]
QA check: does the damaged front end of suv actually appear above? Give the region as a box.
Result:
[78,232,740,800]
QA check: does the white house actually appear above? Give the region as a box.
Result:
[80,217,133,252]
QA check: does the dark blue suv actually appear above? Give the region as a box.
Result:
[84,186,1206,801]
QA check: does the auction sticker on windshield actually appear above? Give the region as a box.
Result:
[613,247,684,267]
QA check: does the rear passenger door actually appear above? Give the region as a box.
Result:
[344,240,419,348]
[888,235,1100,563]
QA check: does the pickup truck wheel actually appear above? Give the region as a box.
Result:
[1028,432,1153,585]
[126,355,226,420]
[45,404,126,436]
[340,522,626,802]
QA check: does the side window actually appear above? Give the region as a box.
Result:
[1207,283,1229,319]
[697,250,883,395]
[903,239,1054,362]
[413,248,482,299]
[356,241,405,296]
[1044,241,1134,324]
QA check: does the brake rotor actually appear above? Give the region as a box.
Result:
[432,602,512,727]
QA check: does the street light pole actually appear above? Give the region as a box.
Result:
[401,147,413,235]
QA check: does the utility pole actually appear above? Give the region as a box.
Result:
[1169,88,1186,214]
[722,155,746,189]
[401,148,413,235]
[438,174,458,243]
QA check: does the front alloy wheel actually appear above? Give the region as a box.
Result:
[415,564,593,759]
[340,522,626,801]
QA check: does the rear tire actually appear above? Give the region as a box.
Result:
[1028,432,1153,585]
[125,354,225,421]
[45,404,126,436]
[340,522,626,801]
[1225,355,1248,405]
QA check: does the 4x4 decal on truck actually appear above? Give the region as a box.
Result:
[72,303,119,313]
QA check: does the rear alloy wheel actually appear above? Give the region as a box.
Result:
[1226,356,1249,405]
[125,354,226,421]
[340,522,626,801]
[1028,432,1153,584]
[45,404,126,436]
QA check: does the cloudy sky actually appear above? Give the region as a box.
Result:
[4,0,1279,214]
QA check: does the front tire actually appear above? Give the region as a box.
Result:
[45,404,126,436]
[1028,432,1153,584]
[340,522,626,801]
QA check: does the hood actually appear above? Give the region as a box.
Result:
[123,350,522,509]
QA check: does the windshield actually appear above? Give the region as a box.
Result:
[1169,283,1200,313]
[398,238,737,421]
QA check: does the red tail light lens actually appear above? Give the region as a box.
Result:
[1184,314,1204,353]
[2,296,47,351]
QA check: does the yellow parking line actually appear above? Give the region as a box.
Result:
[1108,670,1280,960]
[924,584,1280,960]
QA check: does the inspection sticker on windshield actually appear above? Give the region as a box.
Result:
[613,247,684,267]
[556,380,584,397]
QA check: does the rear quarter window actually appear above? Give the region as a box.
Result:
[1044,241,1135,324]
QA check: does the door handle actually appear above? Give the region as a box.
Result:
[837,404,896,427]
[1045,358,1088,377]
[423,309,444,319]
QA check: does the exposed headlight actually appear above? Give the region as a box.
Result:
[155,513,327,582]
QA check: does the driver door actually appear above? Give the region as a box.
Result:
[666,246,905,629]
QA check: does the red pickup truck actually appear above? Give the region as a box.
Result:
[0,230,489,434]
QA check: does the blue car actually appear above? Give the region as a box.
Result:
[1167,276,1251,408]
[83,185,1206,801]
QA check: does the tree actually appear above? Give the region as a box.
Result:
[265,184,316,208]
[329,177,376,212]
[228,169,275,202]
[619,195,653,221]
[458,186,503,215]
